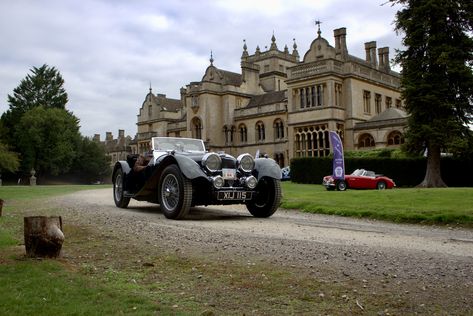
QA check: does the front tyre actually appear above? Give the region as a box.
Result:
[159,165,192,220]
[336,180,347,191]
[246,177,281,218]
[113,168,130,208]
[377,181,387,190]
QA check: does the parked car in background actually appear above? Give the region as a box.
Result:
[323,168,395,191]
[281,166,291,181]
[112,137,282,219]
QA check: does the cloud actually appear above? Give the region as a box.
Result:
[214,0,332,17]
[0,0,402,138]
[138,14,172,31]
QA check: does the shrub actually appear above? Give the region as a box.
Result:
[290,156,472,187]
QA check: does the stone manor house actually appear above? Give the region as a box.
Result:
[97,26,407,167]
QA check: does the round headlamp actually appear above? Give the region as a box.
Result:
[237,153,255,173]
[212,176,224,189]
[245,176,258,189]
[202,153,221,172]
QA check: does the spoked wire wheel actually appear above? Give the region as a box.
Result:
[113,168,130,208]
[159,165,192,219]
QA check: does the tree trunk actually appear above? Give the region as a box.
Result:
[0,199,4,217]
[417,144,447,188]
[24,216,64,258]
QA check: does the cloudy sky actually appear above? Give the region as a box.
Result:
[0,0,403,139]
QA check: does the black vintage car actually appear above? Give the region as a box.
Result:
[112,137,282,220]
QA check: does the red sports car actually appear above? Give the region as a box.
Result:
[323,169,395,191]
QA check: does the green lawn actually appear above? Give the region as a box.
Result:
[0,185,165,315]
[281,182,473,226]
[0,261,160,315]
[1,184,471,314]
[0,184,109,200]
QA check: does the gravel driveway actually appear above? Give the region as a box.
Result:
[52,188,472,311]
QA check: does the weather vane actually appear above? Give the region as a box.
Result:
[315,19,322,37]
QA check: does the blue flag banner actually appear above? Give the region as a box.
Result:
[329,131,345,180]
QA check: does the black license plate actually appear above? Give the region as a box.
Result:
[217,191,253,201]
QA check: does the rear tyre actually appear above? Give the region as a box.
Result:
[113,168,130,208]
[246,177,281,218]
[159,165,192,220]
[377,181,387,190]
[336,180,347,191]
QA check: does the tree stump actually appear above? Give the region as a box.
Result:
[24,216,64,258]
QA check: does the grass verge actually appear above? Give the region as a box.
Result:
[281,182,473,226]
[0,185,164,315]
[0,259,160,315]
[0,184,109,200]
[0,185,471,314]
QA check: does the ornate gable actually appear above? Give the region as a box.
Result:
[303,36,336,63]
[201,65,242,86]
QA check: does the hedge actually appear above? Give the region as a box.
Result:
[290,156,473,187]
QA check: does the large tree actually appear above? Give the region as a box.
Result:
[0,142,19,174]
[15,106,81,179]
[73,137,111,184]
[391,0,473,187]
[1,64,111,183]
[7,64,68,111]
[1,64,68,146]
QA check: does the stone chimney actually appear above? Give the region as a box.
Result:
[364,41,377,67]
[93,134,100,142]
[180,87,187,114]
[378,47,391,71]
[106,132,113,141]
[334,28,348,59]
[117,129,125,146]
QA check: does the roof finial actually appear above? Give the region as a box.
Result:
[315,19,322,37]
[270,31,278,50]
[242,39,249,58]
[210,50,214,65]
[149,82,152,93]
[292,38,299,60]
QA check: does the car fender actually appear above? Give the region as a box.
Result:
[113,161,131,177]
[254,158,281,180]
[112,161,133,194]
[155,153,207,180]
